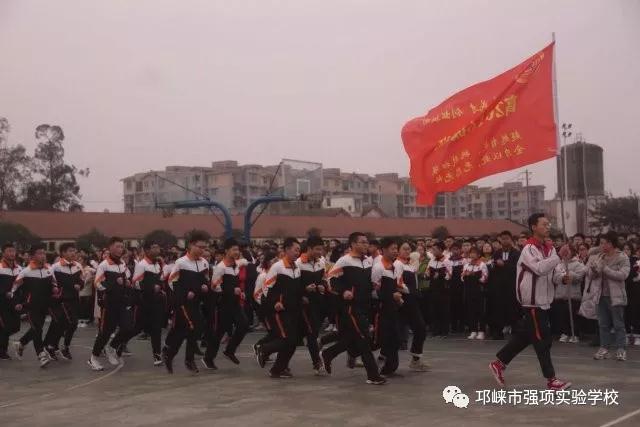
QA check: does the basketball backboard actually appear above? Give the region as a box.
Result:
[279,159,323,198]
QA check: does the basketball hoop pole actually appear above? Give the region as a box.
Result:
[244,195,300,241]
[157,200,233,239]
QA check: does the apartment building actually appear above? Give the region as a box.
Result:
[122,161,544,222]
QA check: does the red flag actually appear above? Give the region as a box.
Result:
[402,43,557,205]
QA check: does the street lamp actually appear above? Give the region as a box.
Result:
[559,123,572,237]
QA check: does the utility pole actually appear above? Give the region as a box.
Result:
[524,169,531,218]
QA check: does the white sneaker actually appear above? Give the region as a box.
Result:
[38,351,52,368]
[569,336,580,344]
[104,346,121,366]
[87,355,104,371]
[324,324,334,332]
[476,332,485,340]
[634,336,640,346]
[314,363,327,376]
[468,332,477,340]
[78,322,87,329]
[559,334,569,343]
[593,347,609,360]
[616,349,627,361]
[409,358,430,372]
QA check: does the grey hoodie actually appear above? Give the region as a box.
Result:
[583,250,630,307]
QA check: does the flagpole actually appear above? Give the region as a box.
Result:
[552,32,568,238]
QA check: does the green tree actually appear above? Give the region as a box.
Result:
[76,228,109,252]
[17,124,89,211]
[590,194,640,233]
[0,118,32,209]
[143,229,178,248]
[0,222,41,250]
[431,225,450,241]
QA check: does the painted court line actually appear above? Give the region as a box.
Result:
[600,407,640,427]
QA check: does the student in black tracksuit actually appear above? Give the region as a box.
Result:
[448,242,466,333]
[295,235,327,375]
[427,242,453,338]
[204,238,249,369]
[256,237,302,378]
[44,242,84,360]
[12,243,58,368]
[490,231,521,339]
[321,232,386,385]
[252,252,278,353]
[88,237,134,371]
[0,243,22,359]
[162,232,210,374]
[395,241,430,371]
[131,240,166,366]
[372,237,402,376]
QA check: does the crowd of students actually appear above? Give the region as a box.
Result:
[0,213,638,388]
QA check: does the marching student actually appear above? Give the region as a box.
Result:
[448,241,466,334]
[162,232,210,374]
[45,243,84,360]
[131,240,166,366]
[256,238,302,378]
[395,240,429,371]
[252,251,278,354]
[11,243,58,367]
[490,213,573,391]
[462,247,489,340]
[320,232,386,385]
[427,242,452,338]
[295,236,328,375]
[372,237,402,376]
[204,238,249,369]
[0,243,22,360]
[490,231,521,340]
[88,237,134,371]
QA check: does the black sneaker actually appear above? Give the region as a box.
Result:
[269,370,292,379]
[366,376,387,385]
[257,346,266,368]
[321,351,332,375]
[185,360,199,374]
[46,346,59,361]
[60,346,73,361]
[0,352,11,360]
[223,351,240,365]
[153,353,163,366]
[280,369,293,378]
[162,347,174,374]
[201,358,218,370]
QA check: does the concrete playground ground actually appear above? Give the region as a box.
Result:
[1,324,639,427]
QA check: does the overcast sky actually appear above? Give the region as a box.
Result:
[1,0,639,212]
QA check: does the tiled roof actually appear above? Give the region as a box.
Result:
[0,211,525,240]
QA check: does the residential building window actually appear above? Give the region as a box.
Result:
[475,194,480,200]
[513,201,520,207]
[126,180,132,190]
[326,198,331,207]
[512,192,519,197]
[135,182,143,192]
[498,201,506,208]
[498,210,505,216]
